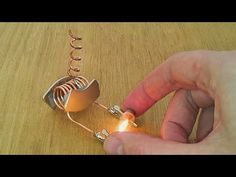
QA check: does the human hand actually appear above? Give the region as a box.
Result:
[104,50,236,154]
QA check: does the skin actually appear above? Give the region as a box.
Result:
[103,50,236,154]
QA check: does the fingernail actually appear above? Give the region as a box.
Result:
[104,136,124,155]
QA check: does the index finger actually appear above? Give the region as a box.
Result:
[122,50,218,116]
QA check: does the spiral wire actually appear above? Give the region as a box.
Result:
[67,29,82,77]
[51,30,94,134]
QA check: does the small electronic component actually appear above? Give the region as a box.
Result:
[94,103,137,127]
[43,30,137,143]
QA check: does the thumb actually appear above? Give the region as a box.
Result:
[103,132,215,154]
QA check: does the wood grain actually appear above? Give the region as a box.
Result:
[0,23,236,154]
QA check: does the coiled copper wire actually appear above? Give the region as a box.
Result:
[50,30,96,135]
[68,30,82,77]
[53,76,89,110]
[53,30,88,110]
[44,30,134,140]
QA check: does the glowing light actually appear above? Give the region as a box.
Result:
[117,119,129,132]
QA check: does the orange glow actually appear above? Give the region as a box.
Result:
[117,119,129,132]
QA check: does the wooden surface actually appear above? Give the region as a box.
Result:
[1,23,236,154]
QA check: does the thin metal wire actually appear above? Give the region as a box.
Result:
[50,30,138,139]
[67,112,94,134]
[44,30,110,141]
[68,30,82,77]
[51,30,95,135]
[52,76,95,134]
[93,101,108,110]
[53,76,89,110]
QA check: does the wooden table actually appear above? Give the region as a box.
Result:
[1,23,236,154]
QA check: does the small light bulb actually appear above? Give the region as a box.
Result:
[117,119,129,132]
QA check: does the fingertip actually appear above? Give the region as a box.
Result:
[103,133,124,155]
[122,83,156,116]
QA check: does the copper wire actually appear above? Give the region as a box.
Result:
[50,30,95,134]
[51,30,135,138]
[52,76,95,134]
[67,112,94,134]
[53,76,89,110]
[52,76,96,134]
[94,101,108,110]
[68,30,82,77]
